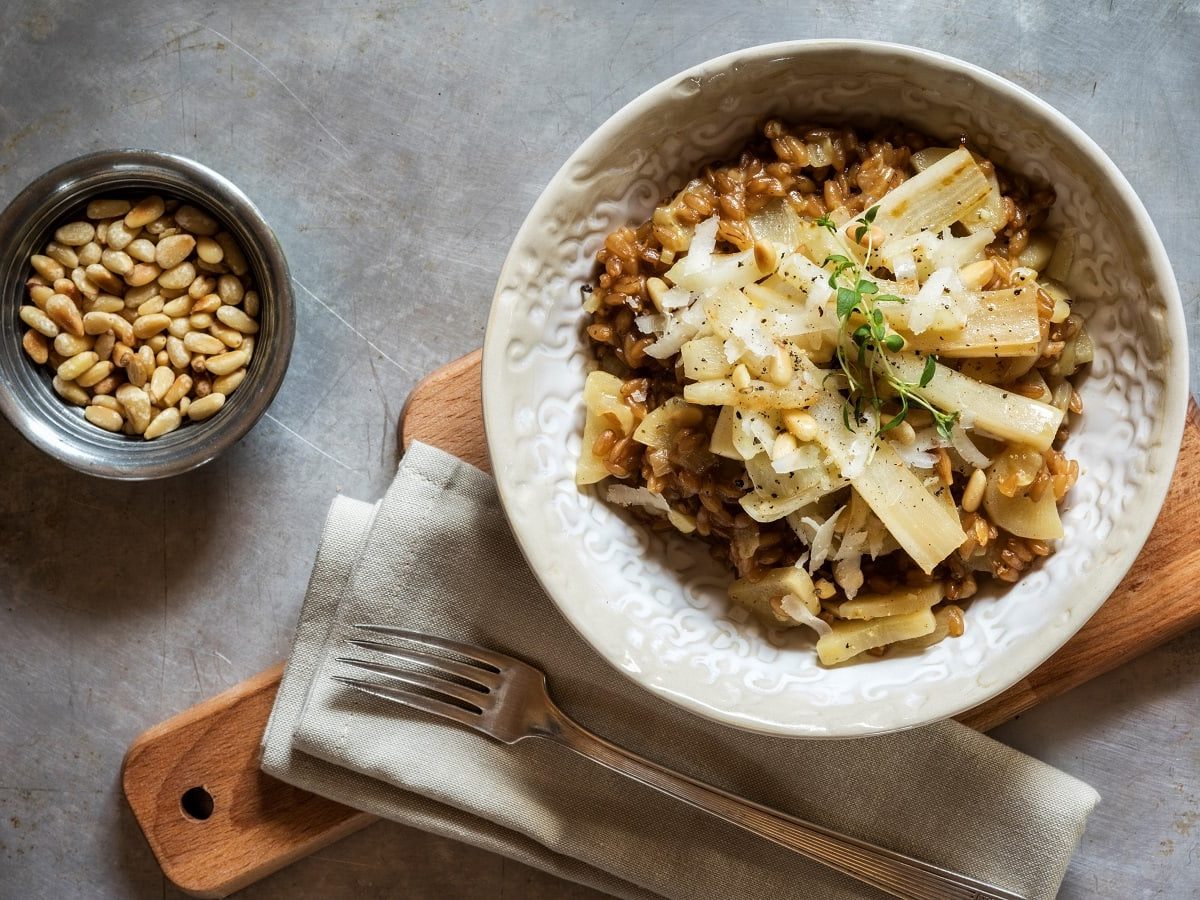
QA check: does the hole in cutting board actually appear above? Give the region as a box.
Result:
[180,786,214,821]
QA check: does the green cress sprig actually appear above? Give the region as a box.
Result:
[822,206,959,441]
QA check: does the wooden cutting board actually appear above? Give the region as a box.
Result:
[122,348,1200,898]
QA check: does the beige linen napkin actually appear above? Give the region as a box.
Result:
[261,442,1099,900]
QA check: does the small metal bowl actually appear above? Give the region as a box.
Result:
[0,150,294,479]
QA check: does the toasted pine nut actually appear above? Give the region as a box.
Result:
[85,263,124,294]
[188,312,214,330]
[89,295,124,314]
[190,355,207,374]
[20,305,59,337]
[782,410,817,442]
[126,238,157,263]
[766,346,792,387]
[191,293,221,315]
[77,241,102,266]
[76,360,114,388]
[212,367,246,396]
[52,375,89,406]
[93,333,115,361]
[125,355,148,388]
[162,295,193,318]
[105,219,138,250]
[753,239,776,273]
[195,235,223,264]
[158,261,196,290]
[645,277,669,312]
[122,282,158,307]
[156,350,169,367]
[57,350,99,382]
[962,468,987,513]
[166,336,190,369]
[22,330,49,364]
[144,407,182,439]
[126,263,161,287]
[771,431,798,461]
[144,215,176,237]
[155,234,196,269]
[188,275,216,300]
[87,198,131,219]
[111,342,135,368]
[132,313,171,340]
[187,392,225,421]
[193,374,212,397]
[167,317,191,339]
[216,274,244,305]
[183,332,224,355]
[82,311,134,344]
[242,290,260,318]
[959,259,995,291]
[147,334,167,352]
[214,232,247,275]
[54,333,93,356]
[30,254,65,282]
[891,420,917,446]
[54,221,95,247]
[91,374,120,395]
[125,195,165,229]
[204,349,248,377]
[101,249,134,276]
[89,394,121,412]
[84,405,123,432]
[71,266,99,298]
[178,396,190,416]
[137,295,165,317]
[731,363,752,389]
[44,241,79,268]
[240,336,254,359]
[45,294,84,336]
[149,365,175,402]
[208,322,243,348]
[175,205,220,235]
[116,384,152,433]
[161,373,193,407]
[28,283,54,309]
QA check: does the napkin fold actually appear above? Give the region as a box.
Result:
[261,442,1099,900]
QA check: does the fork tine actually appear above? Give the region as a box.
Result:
[331,675,483,729]
[346,638,501,689]
[337,657,491,709]
[349,624,513,671]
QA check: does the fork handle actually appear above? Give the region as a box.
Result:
[543,710,1024,900]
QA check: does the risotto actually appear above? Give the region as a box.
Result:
[577,121,1090,666]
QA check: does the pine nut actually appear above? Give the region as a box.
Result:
[193,374,212,397]
[195,235,223,264]
[89,295,125,314]
[240,336,255,359]
[126,263,161,287]
[161,373,193,407]
[76,360,113,388]
[125,195,165,229]
[144,215,176,237]
[158,261,196,290]
[88,262,127,293]
[143,407,182,439]
[54,221,95,246]
[216,274,244,305]
[166,336,190,369]
[89,394,121,412]
[132,313,171,340]
[111,342,135,368]
[731,363,751,389]
[93,333,115,361]
[53,375,89,406]
[126,238,157,263]
[71,266,99,297]
[57,351,98,382]
[22,330,49,364]
[28,283,54,309]
[147,334,168,352]
[186,392,225,421]
[82,311,134,344]
[123,282,159,307]
[214,232,247,275]
[117,384,152,433]
[20,305,59,337]
[891,420,917,446]
[155,234,195,269]
[189,313,214,330]
[771,431,798,460]
[84,405,123,432]
[959,259,995,291]
[149,365,175,402]
[162,296,193,318]
[101,249,134,275]
[205,349,248,376]
[243,290,260,317]
[77,241,102,266]
[91,374,120,395]
[105,219,138,250]
[190,355,207,374]
[195,259,229,275]
[54,333,94,356]
[191,293,221,314]
[87,198,131,219]
[183,332,224,355]
[188,275,216,300]
[137,295,165,317]
[212,367,246,396]
[125,354,149,388]
[783,410,818,442]
[46,294,84,336]
[45,242,79,268]
[94,221,109,244]
[178,396,190,416]
[208,322,243,348]
[175,205,220,235]
[31,254,65,281]
[156,350,170,367]
[767,346,792,387]
[962,468,987,513]
[167,317,191,339]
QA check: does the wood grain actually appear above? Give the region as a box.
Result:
[122,350,1200,897]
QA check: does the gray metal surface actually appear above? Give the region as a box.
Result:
[0,2,1196,898]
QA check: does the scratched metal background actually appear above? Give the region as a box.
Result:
[0,2,1197,898]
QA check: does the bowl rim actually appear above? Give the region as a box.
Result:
[0,148,295,480]
[482,39,1190,737]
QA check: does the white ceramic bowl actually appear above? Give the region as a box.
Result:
[482,41,1188,737]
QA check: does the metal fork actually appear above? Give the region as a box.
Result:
[334,624,1025,900]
